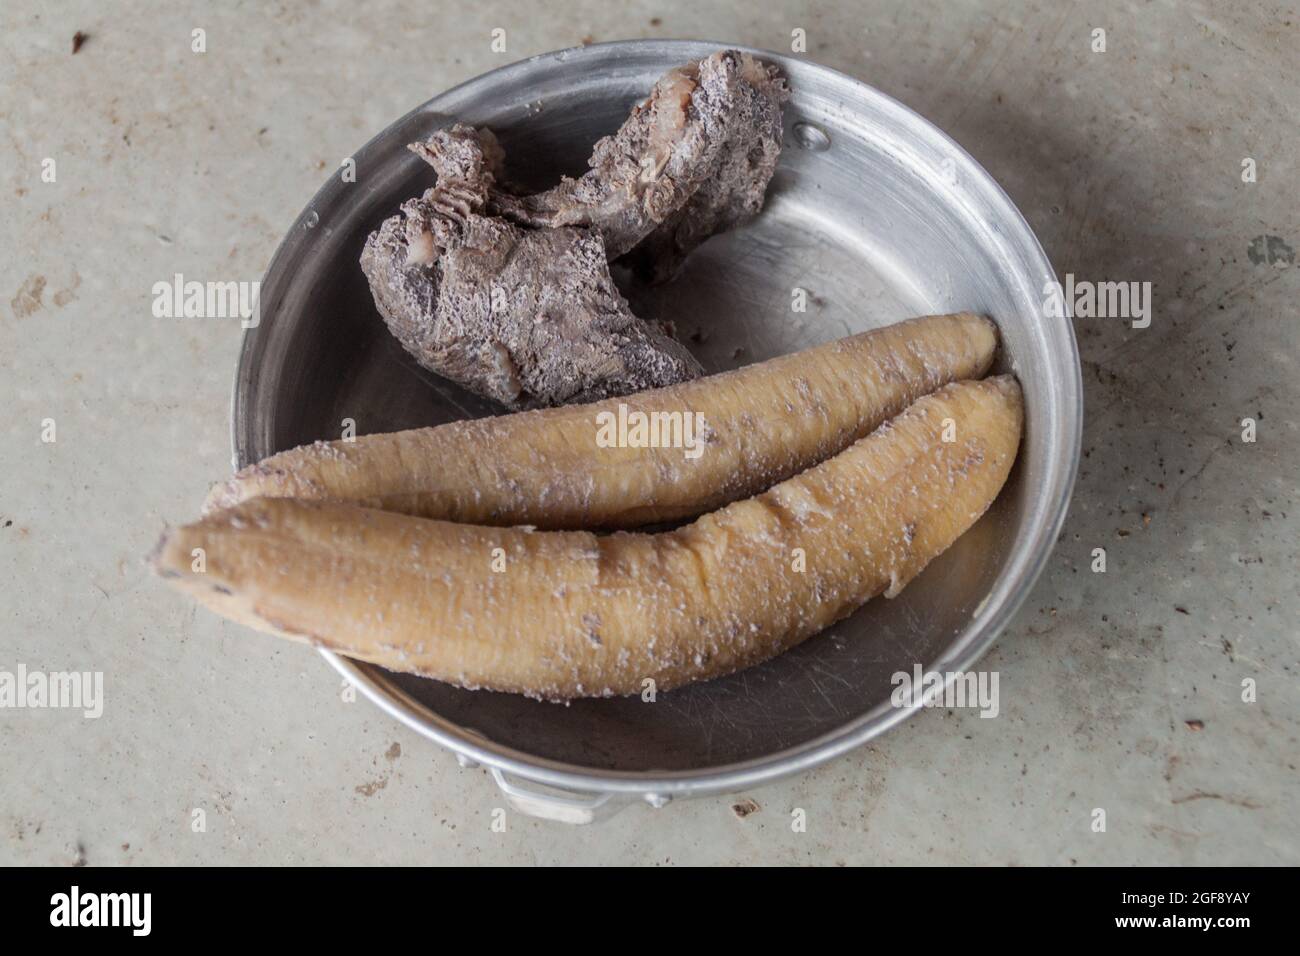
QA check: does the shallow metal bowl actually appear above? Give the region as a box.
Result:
[234,39,1081,820]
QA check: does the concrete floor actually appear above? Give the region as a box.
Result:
[1,0,1295,865]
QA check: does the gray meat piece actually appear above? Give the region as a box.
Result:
[627,53,790,282]
[492,49,789,276]
[360,51,788,410]
[361,125,702,409]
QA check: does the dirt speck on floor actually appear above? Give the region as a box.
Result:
[11,275,46,318]
[53,271,81,307]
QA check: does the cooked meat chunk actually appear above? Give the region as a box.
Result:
[359,51,788,409]
[626,53,790,281]
[491,50,789,276]
[361,126,702,408]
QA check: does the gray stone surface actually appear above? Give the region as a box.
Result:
[1,1,1295,865]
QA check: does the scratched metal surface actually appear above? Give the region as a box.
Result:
[234,40,1078,778]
